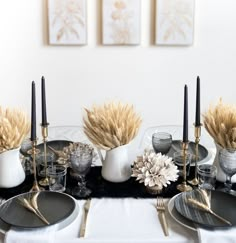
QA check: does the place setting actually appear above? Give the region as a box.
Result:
[1,75,236,243]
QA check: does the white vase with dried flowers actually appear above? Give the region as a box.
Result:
[83,101,142,182]
[203,99,236,182]
[131,149,179,194]
[0,107,30,188]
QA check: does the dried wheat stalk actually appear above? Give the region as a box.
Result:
[83,102,142,150]
[203,99,236,149]
[186,194,231,225]
[0,106,30,153]
[18,193,49,225]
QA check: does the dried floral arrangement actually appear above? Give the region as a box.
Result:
[83,102,142,150]
[131,149,179,191]
[0,106,30,153]
[203,99,236,148]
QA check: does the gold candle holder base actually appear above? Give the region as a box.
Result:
[177,183,193,192]
[38,177,49,186]
[187,178,199,186]
[177,142,193,192]
[38,124,50,187]
[30,139,42,192]
[30,181,42,192]
[188,124,202,186]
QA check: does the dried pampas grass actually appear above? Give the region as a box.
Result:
[83,102,142,150]
[0,106,30,153]
[203,99,236,149]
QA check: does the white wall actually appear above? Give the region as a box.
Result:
[0,0,236,143]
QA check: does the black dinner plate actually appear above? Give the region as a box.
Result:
[174,190,236,228]
[20,140,72,157]
[167,140,208,165]
[37,140,72,156]
[0,191,76,228]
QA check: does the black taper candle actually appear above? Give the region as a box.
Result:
[195,76,201,126]
[41,76,48,126]
[183,85,188,142]
[30,81,36,141]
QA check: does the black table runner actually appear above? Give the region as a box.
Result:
[0,166,234,200]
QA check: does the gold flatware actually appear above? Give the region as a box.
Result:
[156,197,169,236]
[80,199,91,237]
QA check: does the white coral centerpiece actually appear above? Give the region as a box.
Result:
[131,149,179,191]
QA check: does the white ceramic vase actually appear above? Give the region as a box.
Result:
[213,142,236,183]
[0,147,25,188]
[100,143,131,183]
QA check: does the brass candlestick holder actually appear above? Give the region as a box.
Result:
[30,139,41,192]
[38,124,49,186]
[188,124,202,186]
[177,142,193,192]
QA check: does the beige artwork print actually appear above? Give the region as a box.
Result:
[103,0,140,45]
[48,0,86,45]
[156,0,195,45]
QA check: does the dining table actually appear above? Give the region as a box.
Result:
[0,125,236,243]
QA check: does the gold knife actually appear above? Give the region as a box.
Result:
[79,199,91,237]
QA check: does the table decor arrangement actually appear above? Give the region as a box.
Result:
[131,149,179,194]
[0,106,30,188]
[17,192,49,225]
[83,101,142,182]
[174,189,236,228]
[0,191,76,229]
[203,98,236,182]
[185,189,231,225]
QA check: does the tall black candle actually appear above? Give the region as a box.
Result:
[30,81,36,141]
[195,76,201,126]
[41,76,48,126]
[183,85,188,143]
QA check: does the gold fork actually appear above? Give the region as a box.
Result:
[80,199,91,237]
[156,197,169,236]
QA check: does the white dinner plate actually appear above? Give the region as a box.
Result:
[167,194,196,231]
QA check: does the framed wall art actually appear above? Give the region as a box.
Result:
[48,0,87,45]
[102,0,141,45]
[155,0,195,45]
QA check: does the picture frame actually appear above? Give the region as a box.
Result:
[48,0,87,45]
[155,0,195,45]
[102,0,141,45]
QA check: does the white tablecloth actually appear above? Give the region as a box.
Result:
[0,147,220,243]
[1,198,199,243]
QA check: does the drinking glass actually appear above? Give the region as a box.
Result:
[48,165,67,192]
[152,132,172,154]
[36,152,55,177]
[197,164,217,190]
[70,150,93,198]
[20,138,32,155]
[174,151,192,177]
[219,148,236,195]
